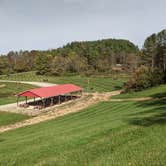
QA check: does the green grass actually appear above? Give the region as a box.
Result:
[0,82,38,105]
[112,84,166,99]
[0,112,29,127]
[0,99,165,165]
[0,72,128,92]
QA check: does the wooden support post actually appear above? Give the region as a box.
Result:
[25,96,27,104]
[42,98,45,108]
[65,94,67,102]
[58,95,61,104]
[51,97,54,106]
[71,92,73,100]
[73,92,75,100]
[73,92,75,99]
[17,96,20,106]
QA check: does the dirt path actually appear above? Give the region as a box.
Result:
[0,90,121,133]
[110,97,152,102]
[0,80,55,87]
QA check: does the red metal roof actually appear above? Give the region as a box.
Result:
[18,84,82,98]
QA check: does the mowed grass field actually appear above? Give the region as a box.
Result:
[112,84,166,99]
[0,72,128,92]
[0,112,29,127]
[0,99,165,165]
[0,82,38,105]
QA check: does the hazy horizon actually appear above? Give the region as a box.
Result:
[0,0,166,54]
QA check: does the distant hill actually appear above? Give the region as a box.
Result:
[50,38,139,54]
[44,38,139,64]
[35,38,140,75]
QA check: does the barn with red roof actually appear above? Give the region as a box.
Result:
[17,84,82,109]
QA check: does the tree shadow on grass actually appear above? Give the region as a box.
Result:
[0,137,5,142]
[114,85,123,90]
[126,99,166,127]
[128,112,166,127]
[150,92,166,99]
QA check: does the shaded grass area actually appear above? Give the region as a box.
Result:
[0,82,38,105]
[0,112,29,127]
[0,99,165,165]
[112,84,166,99]
[0,72,128,92]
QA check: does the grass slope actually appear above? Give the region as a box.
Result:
[0,72,128,92]
[112,84,166,99]
[0,82,38,105]
[0,99,165,165]
[0,112,29,127]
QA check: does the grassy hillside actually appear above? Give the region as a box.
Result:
[0,82,38,105]
[0,99,165,165]
[112,84,166,99]
[0,112,29,127]
[0,72,128,92]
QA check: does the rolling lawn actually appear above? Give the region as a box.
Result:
[0,82,38,105]
[0,112,29,127]
[0,99,165,165]
[0,72,128,92]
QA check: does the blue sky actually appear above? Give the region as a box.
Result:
[0,0,165,54]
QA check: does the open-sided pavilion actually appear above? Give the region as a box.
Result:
[17,84,82,109]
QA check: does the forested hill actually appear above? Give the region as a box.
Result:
[0,38,139,75]
[58,39,138,54]
[44,39,139,61]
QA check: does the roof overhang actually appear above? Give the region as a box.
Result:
[17,84,82,98]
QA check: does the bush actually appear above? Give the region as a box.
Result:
[125,66,166,92]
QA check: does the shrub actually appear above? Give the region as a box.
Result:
[125,66,166,92]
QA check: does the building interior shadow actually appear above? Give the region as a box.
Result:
[19,95,80,109]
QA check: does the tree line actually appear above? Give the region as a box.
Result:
[125,29,166,91]
[0,39,139,76]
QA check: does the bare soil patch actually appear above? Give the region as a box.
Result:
[110,97,152,102]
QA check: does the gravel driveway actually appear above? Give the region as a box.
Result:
[0,80,55,87]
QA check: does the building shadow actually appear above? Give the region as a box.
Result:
[28,95,79,108]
